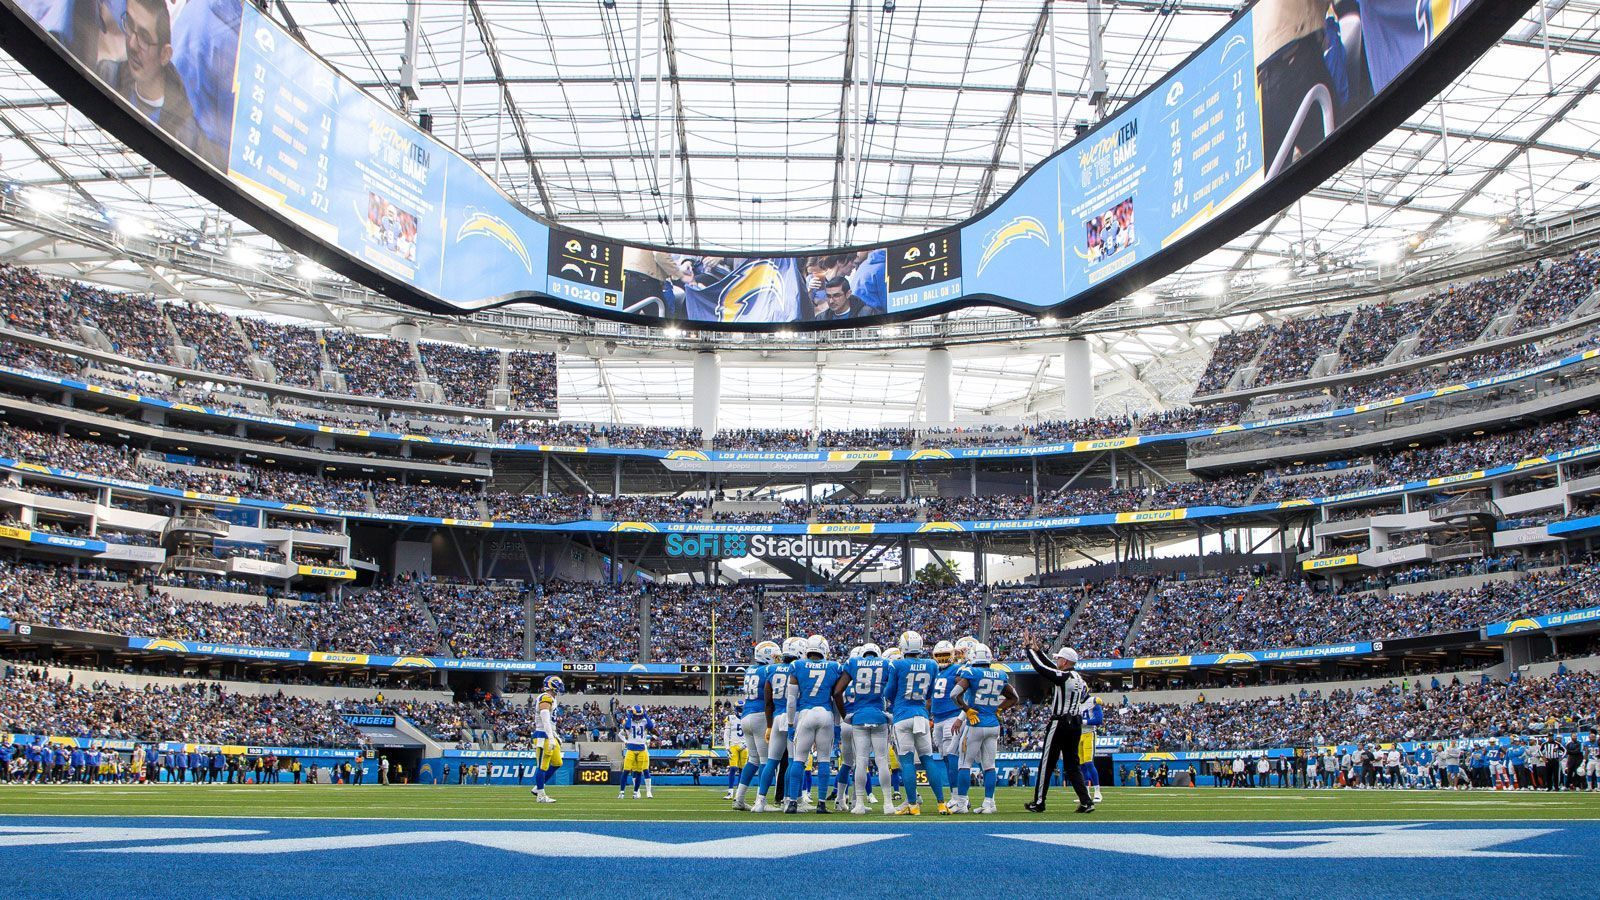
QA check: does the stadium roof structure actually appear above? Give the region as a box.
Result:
[1,0,1600,427]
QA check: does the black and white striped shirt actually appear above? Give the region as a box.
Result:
[1025,647,1091,719]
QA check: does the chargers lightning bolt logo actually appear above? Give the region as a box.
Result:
[976,216,1050,276]
[455,212,532,274]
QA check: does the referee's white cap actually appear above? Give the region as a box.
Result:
[1054,646,1079,663]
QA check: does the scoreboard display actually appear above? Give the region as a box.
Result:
[0,0,1522,330]
[575,762,615,786]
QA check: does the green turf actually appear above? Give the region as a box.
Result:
[0,785,1597,822]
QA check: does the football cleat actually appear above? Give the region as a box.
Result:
[936,802,951,815]
[783,799,798,814]
[978,799,997,814]
[732,799,751,811]
[537,793,557,804]
[1024,801,1046,813]
[896,804,922,816]
[851,803,867,815]
[751,797,769,813]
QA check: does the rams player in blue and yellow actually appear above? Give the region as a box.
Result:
[529,675,565,804]
[950,642,1018,814]
[1080,695,1104,805]
[884,630,950,815]
[618,705,655,799]
[784,635,845,814]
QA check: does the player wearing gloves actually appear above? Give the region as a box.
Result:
[783,635,845,814]
[529,676,565,804]
[949,642,1018,814]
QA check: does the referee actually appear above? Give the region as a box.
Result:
[1021,632,1095,814]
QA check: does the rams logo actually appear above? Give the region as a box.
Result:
[144,639,191,653]
[908,448,954,461]
[611,522,660,533]
[1502,619,1541,635]
[916,521,964,533]
[393,656,438,668]
[976,216,1049,276]
[666,449,710,462]
[456,212,532,274]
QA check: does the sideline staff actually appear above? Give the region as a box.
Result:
[1021,632,1096,813]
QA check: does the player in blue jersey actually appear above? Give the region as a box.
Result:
[835,641,893,815]
[529,675,564,804]
[751,636,806,812]
[784,635,845,814]
[731,639,780,810]
[930,639,968,790]
[618,705,655,799]
[1079,695,1104,804]
[884,630,949,815]
[950,642,1018,814]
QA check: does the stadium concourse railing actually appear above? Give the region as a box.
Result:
[9,427,1600,537]
[4,341,1600,464]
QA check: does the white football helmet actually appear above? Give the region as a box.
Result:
[932,639,955,664]
[883,647,904,661]
[754,640,780,664]
[898,630,924,655]
[954,635,979,661]
[808,634,831,658]
[967,642,993,665]
[781,636,807,660]
[860,642,881,658]
[848,645,864,660]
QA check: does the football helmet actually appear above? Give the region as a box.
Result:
[860,642,882,658]
[967,643,993,665]
[754,640,780,664]
[898,631,924,655]
[543,675,565,695]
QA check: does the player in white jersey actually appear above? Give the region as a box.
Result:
[529,675,565,804]
[723,711,745,799]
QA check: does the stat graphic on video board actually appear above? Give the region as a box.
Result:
[0,0,1499,327]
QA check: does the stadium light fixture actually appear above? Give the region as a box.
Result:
[296,258,324,280]
[231,244,262,266]
[1371,243,1403,264]
[115,215,151,237]
[24,188,65,213]
[662,325,683,339]
[1039,315,1059,327]
[880,325,902,337]
[775,329,795,339]
[1202,277,1228,296]
[1130,292,1155,307]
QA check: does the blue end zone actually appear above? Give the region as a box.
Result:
[0,817,1591,899]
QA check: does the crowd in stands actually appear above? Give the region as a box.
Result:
[0,669,366,748]
[1514,252,1600,334]
[323,333,418,400]
[505,351,559,413]
[166,304,254,378]
[419,342,499,409]
[1250,312,1350,386]
[1105,668,1600,751]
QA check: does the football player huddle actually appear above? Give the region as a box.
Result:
[729,631,1017,815]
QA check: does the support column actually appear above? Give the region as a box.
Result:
[693,351,721,436]
[923,346,953,426]
[1062,337,1094,421]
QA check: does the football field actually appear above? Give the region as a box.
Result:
[0,786,1595,898]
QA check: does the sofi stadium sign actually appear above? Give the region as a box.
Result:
[664,533,853,560]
